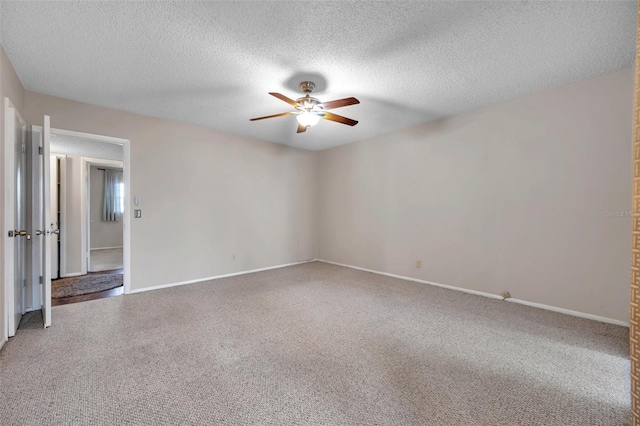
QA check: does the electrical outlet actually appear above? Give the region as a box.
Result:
[134,209,142,218]
[416,260,422,268]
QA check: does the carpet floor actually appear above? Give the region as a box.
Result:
[0,262,630,425]
[52,271,123,298]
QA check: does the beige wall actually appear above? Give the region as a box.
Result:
[24,92,318,291]
[63,156,84,275]
[318,68,634,323]
[89,165,124,249]
[0,45,25,346]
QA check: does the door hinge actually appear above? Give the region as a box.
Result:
[23,279,27,288]
[39,276,43,284]
[39,146,43,155]
[21,143,26,153]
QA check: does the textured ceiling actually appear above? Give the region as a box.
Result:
[0,1,636,151]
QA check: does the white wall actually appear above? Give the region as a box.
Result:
[90,165,123,249]
[62,156,84,275]
[24,92,318,291]
[0,44,25,348]
[318,68,634,323]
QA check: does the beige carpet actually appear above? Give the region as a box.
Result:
[0,262,629,425]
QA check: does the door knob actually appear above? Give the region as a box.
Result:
[12,230,27,237]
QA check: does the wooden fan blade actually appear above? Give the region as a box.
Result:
[249,112,292,121]
[297,122,307,133]
[269,92,301,108]
[320,111,358,126]
[320,97,360,110]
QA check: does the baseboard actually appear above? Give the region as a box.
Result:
[91,246,123,251]
[317,259,629,327]
[61,272,83,278]
[506,298,629,327]
[129,259,316,294]
[0,337,6,352]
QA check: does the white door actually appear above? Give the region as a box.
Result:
[30,126,43,312]
[40,115,52,328]
[14,106,27,332]
[49,156,59,279]
[4,99,27,337]
[4,98,28,337]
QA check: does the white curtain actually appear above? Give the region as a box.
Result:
[103,169,123,222]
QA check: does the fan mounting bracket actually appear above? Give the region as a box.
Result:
[300,81,315,94]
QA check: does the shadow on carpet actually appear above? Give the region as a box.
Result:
[52,272,123,298]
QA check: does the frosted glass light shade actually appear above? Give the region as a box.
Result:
[296,112,320,127]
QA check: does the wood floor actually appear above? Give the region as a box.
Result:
[51,269,124,306]
[52,285,123,306]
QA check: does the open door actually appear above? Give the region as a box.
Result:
[4,98,27,337]
[40,115,52,328]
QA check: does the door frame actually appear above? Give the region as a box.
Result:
[4,97,27,340]
[83,158,123,273]
[33,126,131,295]
[54,155,67,279]
[47,155,62,280]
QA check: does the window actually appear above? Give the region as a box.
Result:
[103,169,123,221]
[118,182,125,214]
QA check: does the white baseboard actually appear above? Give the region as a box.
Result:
[317,259,629,327]
[0,337,6,352]
[507,298,628,327]
[129,259,316,294]
[318,259,503,300]
[61,272,83,278]
[91,246,123,251]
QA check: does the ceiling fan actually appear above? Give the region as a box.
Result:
[249,81,360,133]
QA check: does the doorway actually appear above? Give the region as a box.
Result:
[47,132,127,304]
[87,162,124,273]
[25,124,131,319]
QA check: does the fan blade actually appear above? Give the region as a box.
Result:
[249,112,292,121]
[320,111,358,126]
[321,97,360,110]
[297,122,307,133]
[269,92,301,108]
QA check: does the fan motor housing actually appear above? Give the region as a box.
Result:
[296,96,321,110]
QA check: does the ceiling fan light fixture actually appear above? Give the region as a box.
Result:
[250,81,359,133]
[296,111,320,127]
